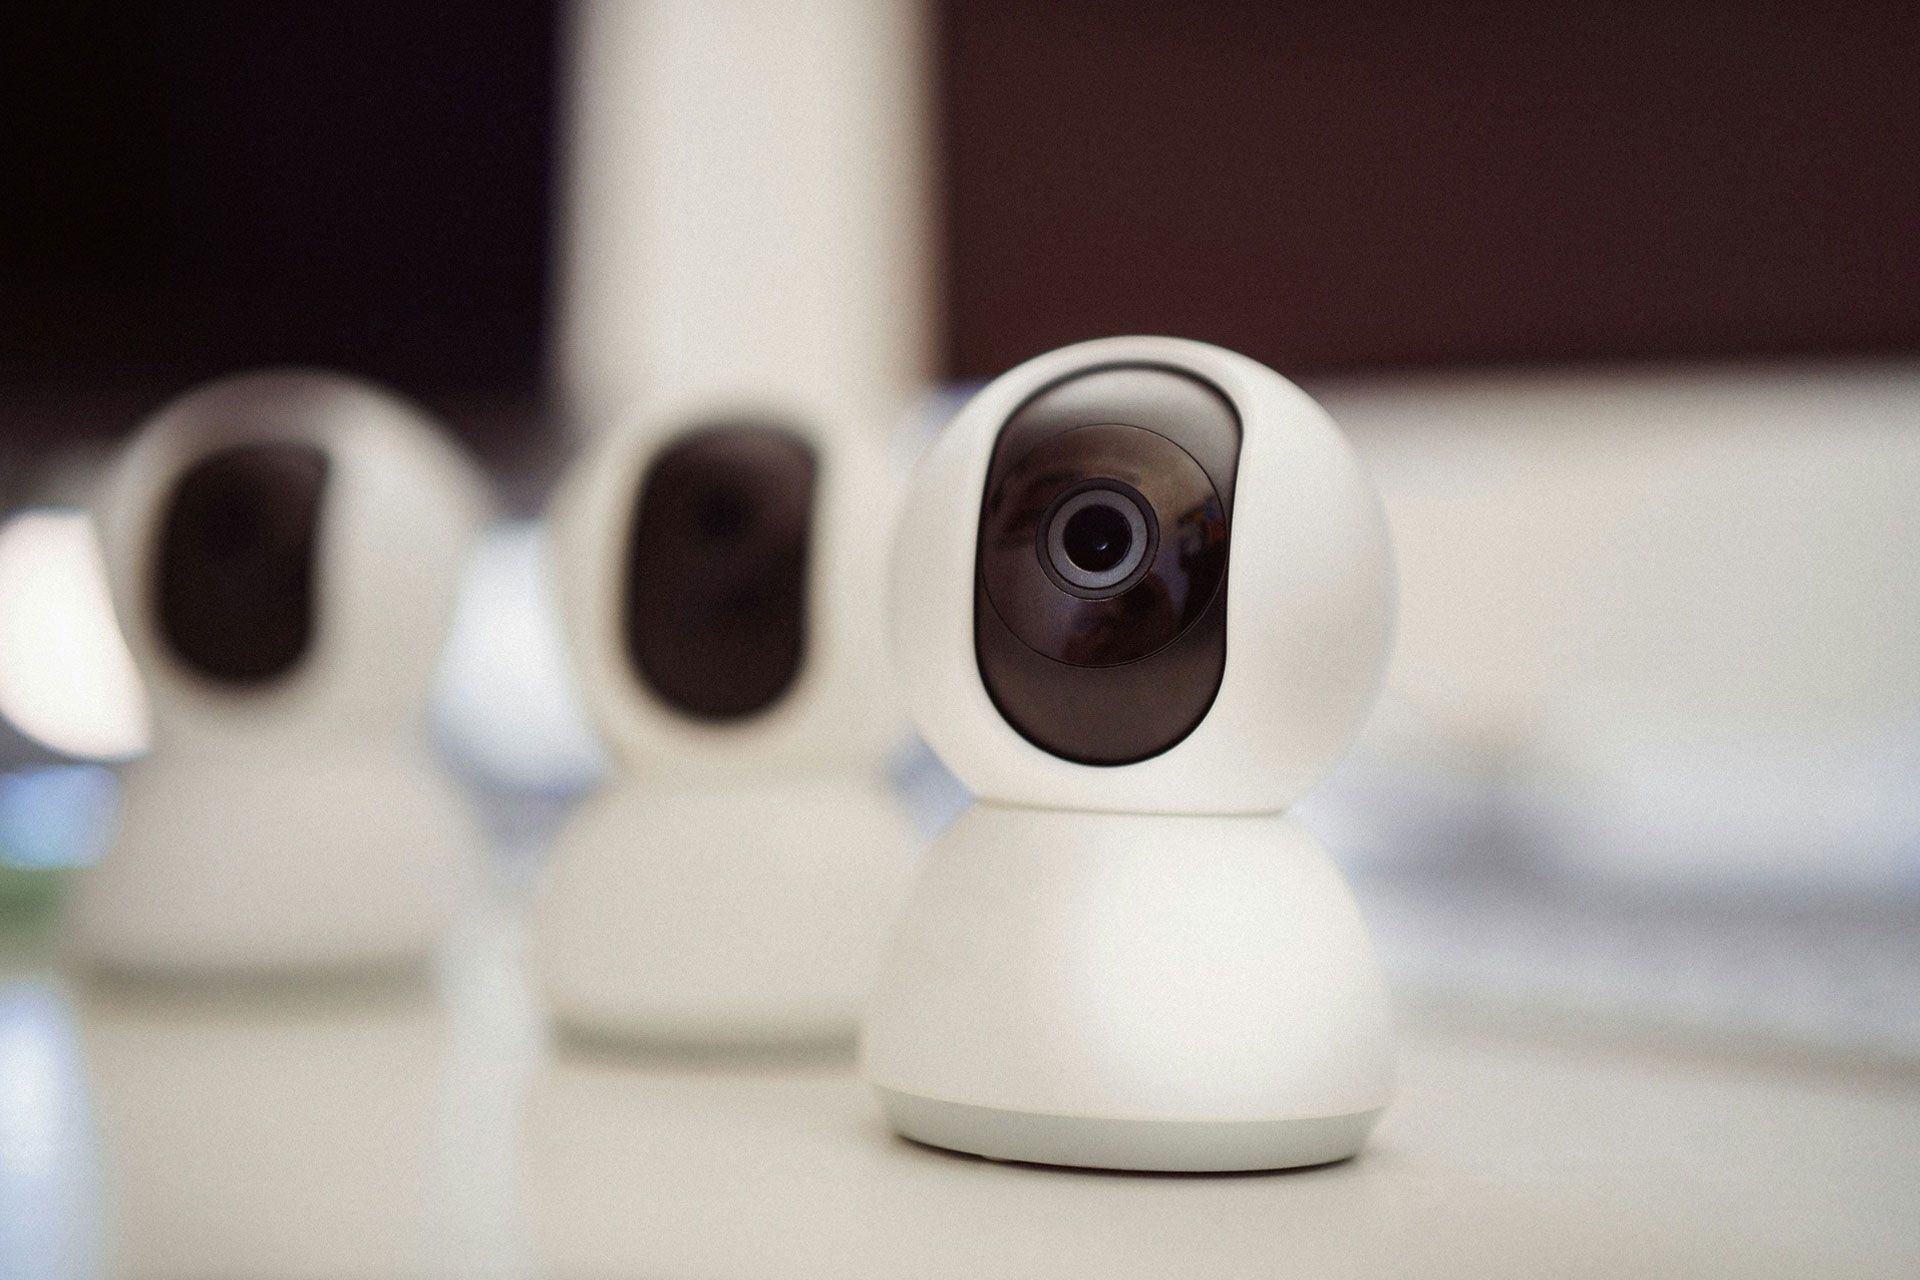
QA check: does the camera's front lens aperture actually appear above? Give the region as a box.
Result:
[1061,502,1132,573]
[1043,484,1152,595]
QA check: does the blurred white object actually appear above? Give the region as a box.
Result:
[430,519,605,796]
[1323,363,1920,745]
[1295,692,1501,875]
[531,402,912,1047]
[1520,702,1920,890]
[553,0,935,437]
[0,509,149,761]
[539,775,912,1047]
[69,371,490,977]
[541,0,934,1038]
[1321,361,1920,889]
[1359,864,1920,1060]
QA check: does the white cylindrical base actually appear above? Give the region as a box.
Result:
[532,773,912,1047]
[861,804,1395,1172]
[68,745,473,978]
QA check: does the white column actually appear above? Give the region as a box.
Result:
[552,0,937,439]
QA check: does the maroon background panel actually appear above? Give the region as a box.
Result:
[937,1,1920,378]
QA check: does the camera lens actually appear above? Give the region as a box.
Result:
[1061,502,1131,573]
[1043,485,1153,595]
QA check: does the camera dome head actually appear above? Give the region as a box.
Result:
[888,336,1394,813]
[95,370,488,746]
[549,391,902,775]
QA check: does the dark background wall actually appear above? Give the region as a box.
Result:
[939,0,1920,378]
[2,4,561,456]
[3,2,1917,457]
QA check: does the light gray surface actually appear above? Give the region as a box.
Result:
[522,1017,1920,1279]
[4,894,1918,1280]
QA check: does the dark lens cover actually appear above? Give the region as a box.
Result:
[156,441,329,685]
[981,423,1223,667]
[973,365,1241,765]
[623,423,816,720]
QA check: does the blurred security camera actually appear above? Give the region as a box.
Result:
[531,395,912,1047]
[862,337,1397,1171]
[69,370,488,977]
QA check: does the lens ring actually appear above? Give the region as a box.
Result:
[981,420,1228,668]
[1043,485,1152,593]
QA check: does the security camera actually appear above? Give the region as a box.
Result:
[69,370,488,977]
[531,395,912,1046]
[861,336,1396,1171]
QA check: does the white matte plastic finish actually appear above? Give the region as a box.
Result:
[71,747,475,977]
[876,1091,1383,1174]
[864,337,1397,1170]
[536,775,911,1047]
[533,399,911,1045]
[863,806,1394,1171]
[70,370,488,976]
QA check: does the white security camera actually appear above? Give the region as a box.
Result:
[531,395,912,1046]
[69,370,489,976]
[862,336,1397,1171]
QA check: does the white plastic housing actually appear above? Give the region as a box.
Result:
[535,774,911,1046]
[862,806,1394,1171]
[888,335,1394,815]
[534,396,911,1044]
[864,337,1397,1170]
[70,370,487,976]
[72,746,478,976]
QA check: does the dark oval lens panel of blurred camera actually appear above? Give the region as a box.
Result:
[156,441,330,685]
[974,365,1240,766]
[624,424,816,721]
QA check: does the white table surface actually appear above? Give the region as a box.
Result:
[5,895,1916,1280]
[521,1019,1920,1280]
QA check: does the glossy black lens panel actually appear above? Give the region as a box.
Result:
[973,364,1242,765]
